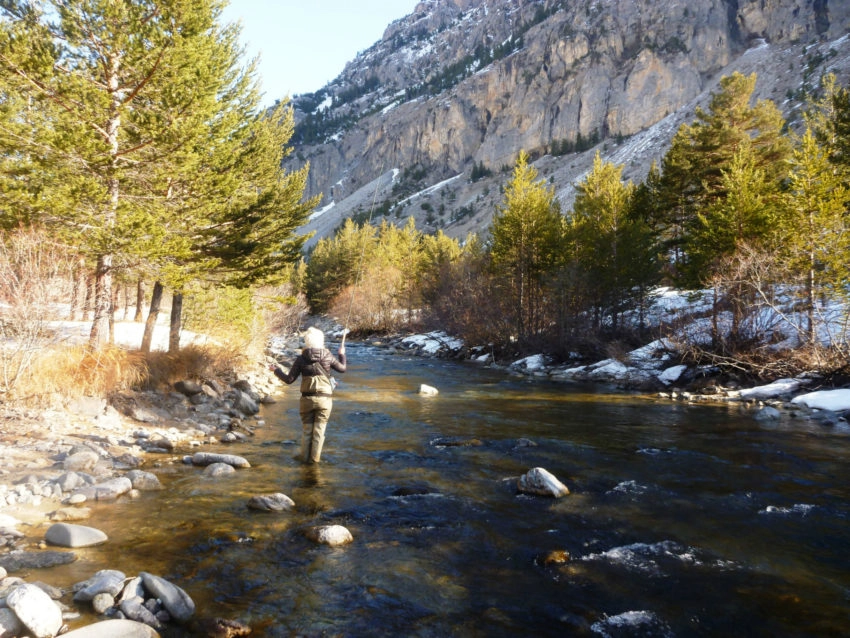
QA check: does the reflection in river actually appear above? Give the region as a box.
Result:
[47,343,850,636]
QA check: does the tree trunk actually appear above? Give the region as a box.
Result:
[89,254,113,347]
[70,257,87,320]
[169,291,183,353]
[141,281,164,354]
[90,53,122,349]
[83,275,94,320]
[122,282,130,320]
[109,284,119,344]
[134,279,145,322]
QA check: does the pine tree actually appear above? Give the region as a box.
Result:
[490,150,564,345]
[781,128,850,344]
[566,152,654,332]
[656,72,792,287]
[0,0,312,349]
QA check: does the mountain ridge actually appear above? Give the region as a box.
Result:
[282,0,850,248]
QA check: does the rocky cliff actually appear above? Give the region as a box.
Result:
[283,0,850,246]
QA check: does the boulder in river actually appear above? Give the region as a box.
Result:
[517,467,570,498]
[72,476,133,501]
[191,452,250,469]
[247,493,295,512]
[73,569,127,602]
[305,524,353,547]
[0,550,76,572]
[45,522,108,548]
[419,384,439,396]
[126,470,163,491]
[202,462,237,478]
[139,572,195,623]
[6,583,64,638]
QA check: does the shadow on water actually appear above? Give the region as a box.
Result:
[36,343,850,636]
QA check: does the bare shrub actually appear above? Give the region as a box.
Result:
[260,284,309,336]
[0,227,77,395]
[680,243,850,380]
[330,264,406,334]
[424,255,514,353]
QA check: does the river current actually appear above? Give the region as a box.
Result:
[44,342,850,636]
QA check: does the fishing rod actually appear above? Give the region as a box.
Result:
[341,161,386,346]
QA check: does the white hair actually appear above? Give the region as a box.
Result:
[303,327,325,349]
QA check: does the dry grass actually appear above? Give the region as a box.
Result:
[15,345,147,403]
[143,344,248,390]
[11,342,249,403]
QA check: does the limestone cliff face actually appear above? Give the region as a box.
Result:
[284,0,850,242]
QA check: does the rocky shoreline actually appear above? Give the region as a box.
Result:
[0,349,289,637]
[385,330,850,427]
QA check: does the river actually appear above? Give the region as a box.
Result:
[45,342,850,636]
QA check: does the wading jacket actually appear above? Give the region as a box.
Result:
[274,348,346,396]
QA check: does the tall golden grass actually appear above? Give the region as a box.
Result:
[12,342,248,403]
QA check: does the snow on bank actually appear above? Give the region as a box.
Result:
[400,331,463,355]
[791,389,850,412]
[46,320,214,352]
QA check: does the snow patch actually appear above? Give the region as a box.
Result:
[309,200,335,221]
[791,389,850,412]
[738,378,806,400]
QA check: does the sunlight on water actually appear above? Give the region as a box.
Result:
[30,344,850,636]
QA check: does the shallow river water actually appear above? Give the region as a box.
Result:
[43,342,850,636]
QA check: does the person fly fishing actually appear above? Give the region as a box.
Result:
[269,327,346,464]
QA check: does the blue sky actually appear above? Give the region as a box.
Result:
[221,1,421,104]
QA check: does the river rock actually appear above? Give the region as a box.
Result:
[754,406,782,421]
[30,580,63,600]
[49,506,93,522]
[0,608,25,638]
[120,599,162,630]
[73,476,133,501]
[92,591,115,614]
[59,619,161,638]
[126,470,163,491]
[191,452,250,469]
[203,462,236,478]
[247,493,295,512]
[0,550,76,572]
[119,576,145,603]
[232,390,259,416]
[64,450,100,472]
[6,583,64,638]
[174,380,203,396]
[55,471,91,492]
[128,406,160,424]
[73,569,127,602]
[419,384,439,396]
[139,572,195,623]
[45,522,108,548]
[305,525,353,547]
[517,467,570,498]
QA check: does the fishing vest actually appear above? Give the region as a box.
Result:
[299,361,335,396]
